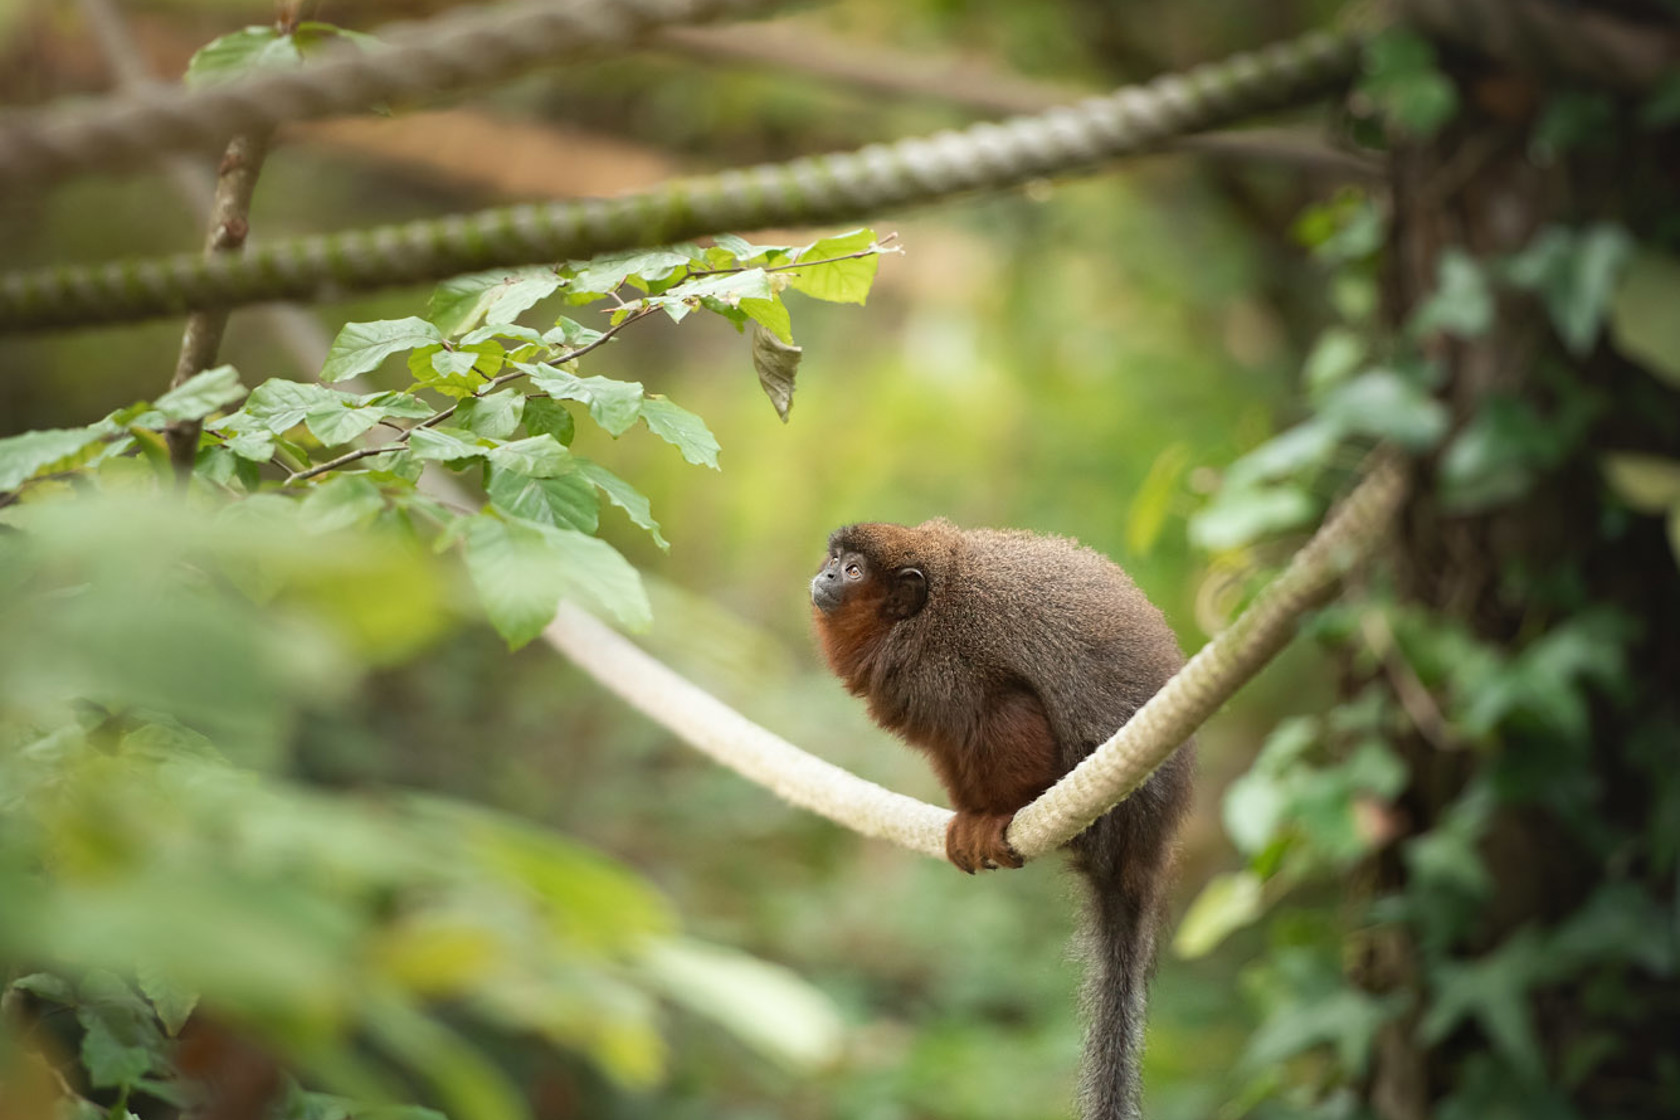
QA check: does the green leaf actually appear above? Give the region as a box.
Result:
[565,248,692,298]
[0,424,109,490]
[486,467,599,532]
[11,972,76,1004]
[741,293,793,343]
[304,402,385,446]
[1173,871,1264,958]
[454,389,524,439]
[1224,420,1340,490]
[642,938,843,1071]
[786,228,881,305]
[185,26,304,86]
[1438,396,1558,513]
[1411,249,1494,340]
[525,364,645,436]
[299,475,386,534]
[639,397,720,469]
[155,365,246,421]
[322,318,444,383]
[522,397,575,445]
[137,966,199,1037]
[409,426,485,463]
[484,435,569,478]
[223,429,276,462]
[1320,369,1449,450]
[1608,249,1680,387]
[546,318,606,350]
[1422,929,1548,1078]
[576,459,668,551]
[357,390,433,420]
[1602,453,1680,513]
[750,322,803,423]
[239,379,343,432]
[428,268,563,337]
[1125,443,1190,558]
[1303,327,1367,397]
[1190,484,1318,551]
[1505,223,1634,355]
[1360,28,1458,138]
[462,515,650,646]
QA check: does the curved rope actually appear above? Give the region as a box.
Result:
[0,29,1359,333]
[0,0,786,190]
[545,454,1409,865]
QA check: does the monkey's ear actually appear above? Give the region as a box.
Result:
[883,567,928,620]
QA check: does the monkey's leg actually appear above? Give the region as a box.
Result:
[944,685,1060,874]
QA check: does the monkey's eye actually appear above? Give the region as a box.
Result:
[844,563,862,579]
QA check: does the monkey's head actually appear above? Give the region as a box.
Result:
[810,520,962,623]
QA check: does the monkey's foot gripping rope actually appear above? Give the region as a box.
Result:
[546,453,1409,866]
[0,29,1357,333]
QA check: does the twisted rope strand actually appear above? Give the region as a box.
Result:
[546,455,1408,866]
[0,29,1360,333]
[1,0,786,190]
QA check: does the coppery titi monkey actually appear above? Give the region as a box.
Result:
[810,519,1193,1120]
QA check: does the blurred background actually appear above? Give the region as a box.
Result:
[2,2,1362,1117]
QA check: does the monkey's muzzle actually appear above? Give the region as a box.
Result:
[810,567,843,613]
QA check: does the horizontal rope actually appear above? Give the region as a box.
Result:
[1,0,786,190]
[0,29,1360,333]
[546,453,1409,865]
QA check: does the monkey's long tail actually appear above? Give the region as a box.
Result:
[1073,813,1170,1120]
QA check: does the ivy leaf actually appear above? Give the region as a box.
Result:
[1608,249,1680,388]
[485,435,569,478]
[1225,420,1340,490]
[786,228,881,305]
[576,458,668,551]
[137,966,199,1038]
[1439,397,1559,513]
[0,425,110,490]
[1601,453,1680,513]
[1360,28,1458,138]
[1422,929,1549,1078]
[155,365,246,421]
[409,426,485,463]
[1173,871,1264,959]
[522,397,575,445]
[1303,327,1367,397]
[1411,249,1494,340]
[639,397,720,469]
[322,318,444,383]
[486,466,599,532]
[525,364,645,436]
[1320,369,1449,450]
[750,323,803,423]
[299,475,386,534]
[428,268,563,337]
[455,389,525,439]
[1190,484,1318,551]
[1505,224,1634,355]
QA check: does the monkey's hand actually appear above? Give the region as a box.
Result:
[946,811,1024,874]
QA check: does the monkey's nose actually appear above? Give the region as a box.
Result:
[810,570,842,612]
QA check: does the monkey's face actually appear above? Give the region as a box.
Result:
[811,544,928,621]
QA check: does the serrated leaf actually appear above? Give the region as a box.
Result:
[357,390,433,419]
[487,466,599,532]
[241,378,343,432]
[546,318,606,350]
[741,294,793,343]
[155,365,245,421]
[485,435,569,478]
[322,318,444,383]
[750,323,802,423]
[429,268,562,337]
[522,397,575,445]
[525,364,644,436]
[0,425,109,490]
[565,249,692,297]
[300,475,386,534]
[455,389,524,439]
[304,402,385,446]
[185,26,303,86]
[463,515,650,646]
[1608,249,1680,387]
[674,268,775,307]
[639,397,720,469]
[1173,871,1265,959]
[576,459,667,550]
[786,228,880,304]
[1602,453,1680,512]
[409,426,485,463]
[710,233,793,262]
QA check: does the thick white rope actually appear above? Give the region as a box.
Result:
[545,453,1408,865]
